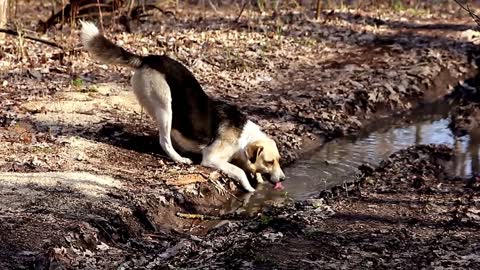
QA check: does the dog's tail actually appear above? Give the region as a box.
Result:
[80,21,143,68]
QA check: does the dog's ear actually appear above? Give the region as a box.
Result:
[246,142,264,163]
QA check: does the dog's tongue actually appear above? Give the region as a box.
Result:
[273,182,284,190]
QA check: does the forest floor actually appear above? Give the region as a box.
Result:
[1,2,480,269]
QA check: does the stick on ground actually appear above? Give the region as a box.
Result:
[0,28,64,49]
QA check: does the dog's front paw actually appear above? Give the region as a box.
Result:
[177,157,193,165]
[244,185,256,193]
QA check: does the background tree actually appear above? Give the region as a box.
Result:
[0,0,7,39]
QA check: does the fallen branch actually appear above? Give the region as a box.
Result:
[37,0,117,33]
[115,4,177,33]
[176,210,247,221]
[453,0,480,26]
[129,4,176,20]
[176,212,221,220]
[0,28,64,49]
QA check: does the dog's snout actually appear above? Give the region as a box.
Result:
[270,169,285,183]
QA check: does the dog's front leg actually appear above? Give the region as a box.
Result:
[255,173,264,183]
[202,158,255,192]
[202,141,255,192]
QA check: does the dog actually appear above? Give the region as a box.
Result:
[80,21,285,192]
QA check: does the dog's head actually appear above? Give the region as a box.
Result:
[245,138,285,183]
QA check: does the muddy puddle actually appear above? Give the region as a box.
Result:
[216,100,480,217]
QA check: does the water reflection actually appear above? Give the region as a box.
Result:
[452,128,480,177]
[284,118,459,200]
[470,131,480,176]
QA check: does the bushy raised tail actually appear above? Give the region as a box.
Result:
[80,21,142,68]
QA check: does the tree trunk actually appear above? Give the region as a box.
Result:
[315,0,322,20]
[0,0,8,39]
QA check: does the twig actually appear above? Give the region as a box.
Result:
[176,212,220,220]
[0,28,64,49]
[61,0,65,26]
[127,0,135,18]
[14,23,26,60]
[235,1,248,23]
[79,3,112,12]
[176,211,245,221]
[130,4,176,20]
[453,0,480,26]
[208,0,218,13]
[97,0,104,32]
[343,181,349,197]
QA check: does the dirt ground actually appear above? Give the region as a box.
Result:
[1,1,480,269]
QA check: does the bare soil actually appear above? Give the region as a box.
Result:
[1,2,480,269]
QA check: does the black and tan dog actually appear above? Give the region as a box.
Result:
[80,21,285,192]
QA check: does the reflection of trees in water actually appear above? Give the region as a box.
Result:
[453,137,467,177]
[325,141,337,162]
[377,130,394,157]
[415,123,422,145]
[323,139,352,164]
[468,129,480,176]
[315,121,480,179]
[452,130,480,177]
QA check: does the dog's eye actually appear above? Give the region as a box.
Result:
[266,160,274,166]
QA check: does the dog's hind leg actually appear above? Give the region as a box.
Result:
[155,107,193,164]
[132,69,192,165]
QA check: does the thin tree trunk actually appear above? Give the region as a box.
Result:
[315,0,322,20]
[0,0,8,39]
